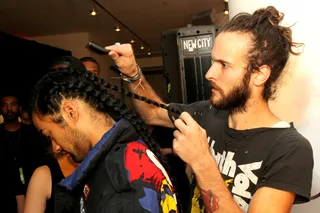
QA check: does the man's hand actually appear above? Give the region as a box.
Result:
[105,43,138,77]
[173,112,211,167]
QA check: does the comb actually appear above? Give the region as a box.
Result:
[85,41,110,55]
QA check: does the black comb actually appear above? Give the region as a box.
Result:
[86,41,110,55]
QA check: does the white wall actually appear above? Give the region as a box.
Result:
[229,0,320,212]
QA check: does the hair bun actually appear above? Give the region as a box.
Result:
[253,6,284,26]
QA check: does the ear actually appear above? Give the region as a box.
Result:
[253,65,271,86]
[61,101,79,126]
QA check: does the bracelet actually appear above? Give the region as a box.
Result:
[120,65,142,83]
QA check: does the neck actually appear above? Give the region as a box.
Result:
[87,118,116,147]
[3,120,20,131]
[228,97,280,130]
[58,154,78,177]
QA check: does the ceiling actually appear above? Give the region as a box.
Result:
[0,0,226,55]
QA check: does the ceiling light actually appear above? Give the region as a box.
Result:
[115,25,121,32]
[224,0,228,2]
[224,10,229,15]
[90,9,97,16]
[91,0,151,56]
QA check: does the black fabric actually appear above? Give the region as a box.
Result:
[0,123,52,192]
[45,160,65,213]
[53,185,76,213]
[0,31,71,101]
[151,126,190,212]
[0,135,24,213]
[6,130,20,156]
[54,119,174,213]
[168,101,313,211]
[75,142,150,213]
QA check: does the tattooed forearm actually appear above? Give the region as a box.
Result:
[200,188,219,212]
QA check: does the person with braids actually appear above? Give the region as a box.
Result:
[105,6,313,213]
[30,67,178,213]
[24,56,85,213]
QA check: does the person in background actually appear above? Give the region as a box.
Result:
[0,131,25,213]
[80,56,100,76]
[50,55,86,72]
[20,107,32,125]
[0,94,51,191]
[106,6,313,213]
[24,144,78,213]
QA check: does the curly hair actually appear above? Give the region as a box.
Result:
[219,6,304,101]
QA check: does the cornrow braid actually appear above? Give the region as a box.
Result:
[31,68,183,212]
[67,69,184,213]
[78,70,182,115]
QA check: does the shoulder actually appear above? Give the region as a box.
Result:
[257,127,313,202]
[106,141,171,183]
[31,165,52,181]
[124,141,167,185]
[124,141,170,178]
[21,123,36,133]
[262,126,314,164]
[123,142,174,190]
[28,165,52,198]
[274,126,313,153]
[103,141,178,212]
[123,141,178,211]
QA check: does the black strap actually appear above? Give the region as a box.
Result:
[311,192,320,200]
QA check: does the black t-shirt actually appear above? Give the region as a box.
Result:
[151,126,190,212]
[0,136,24,213]
[0,123,52,192]
[46,160,65,213]
[168,101,313,212]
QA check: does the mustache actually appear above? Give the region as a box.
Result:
[210,82,223,93]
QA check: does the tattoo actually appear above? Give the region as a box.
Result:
[200,188,219,212]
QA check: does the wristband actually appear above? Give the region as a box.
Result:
[120,64,142,83]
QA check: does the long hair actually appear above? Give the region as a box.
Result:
[220,6,304,101]
[31,67,183,212]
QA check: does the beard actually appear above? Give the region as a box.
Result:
[62,127,92,163]
[3,112,19,122]
[210,71,251,113]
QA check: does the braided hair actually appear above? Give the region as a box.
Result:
[31,67,183,212]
